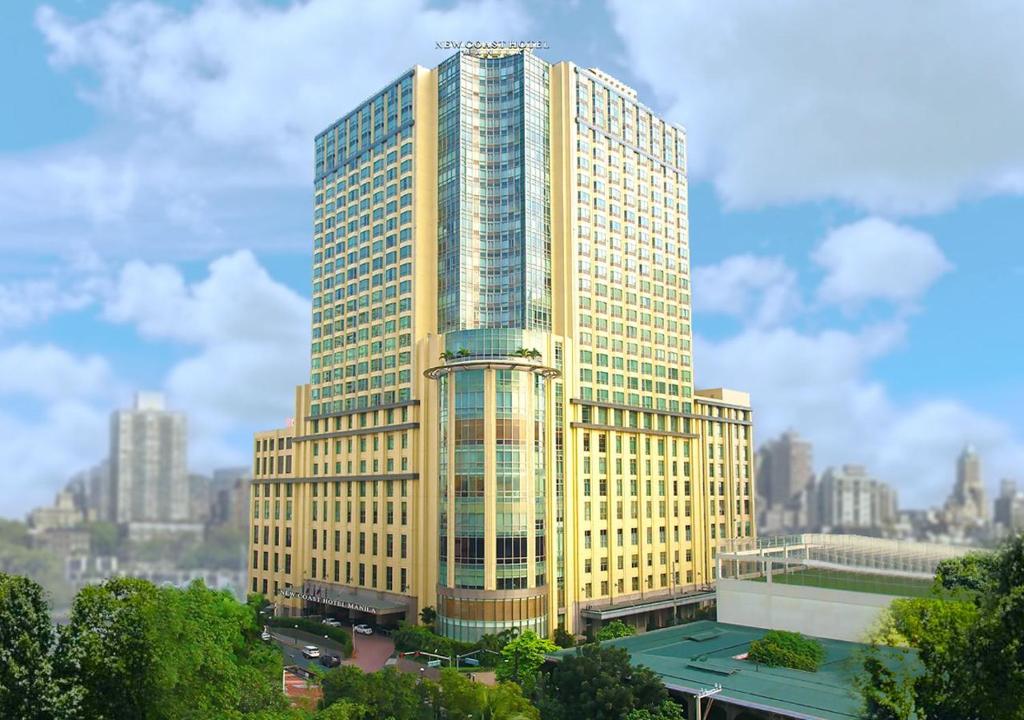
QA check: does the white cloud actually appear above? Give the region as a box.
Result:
[0,0,530,264]
[0,245,109,333]
[36,0,529,175]
[693,254,800,327]
[608,0,1024,213]
[0,346,120,515]
[0,401,112,517]
[0,279,94,332]
[104,250,310,471]
[0,344,114,402]
[813,218,953,308]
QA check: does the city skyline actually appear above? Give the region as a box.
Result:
[2,0,1024,520]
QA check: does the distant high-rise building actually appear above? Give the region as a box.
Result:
[755,431,815,532]
[210,466,252,533]
[817,465,897,531]
[757,431,814,509]
[212,466,251,493]
[189,473,212,523]
[994,478,1016,527]
[947,445,988,525]
[993,478,1024,532]
[110,392,189,524]
[82,460,112,522]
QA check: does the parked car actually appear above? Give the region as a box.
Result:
[302,645,321,659]
[353,624,373,635]
[322,618,342,627]
[260,628,271,642]
[319,653,341,668]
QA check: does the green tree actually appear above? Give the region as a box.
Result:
[537,644,667,720]
[438,668,487,720]
[485,681,540,720]
[321,665,368,709]
[0,523,74,610]
[496,630,557,693]
[595,620,635,641]
[862,596,979,718]
[419,605,437,627]
[861,534,1024,718]
[56,577,163,719]
[624,701,686,720]
[552,625,575,649]
[321,665,429,720]
[934,550,999,595]
[55,576,289,720]
[858,651,919,720]
[316,700,368,719]
[362,667,430,720]
[0,573,73,719]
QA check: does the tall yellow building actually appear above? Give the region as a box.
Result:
[249,49,755,640]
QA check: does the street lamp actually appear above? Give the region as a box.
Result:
[694,684,722,720]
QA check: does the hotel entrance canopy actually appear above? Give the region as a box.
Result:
[282,581,408,616]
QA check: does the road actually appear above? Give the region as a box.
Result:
[269,626,395,673]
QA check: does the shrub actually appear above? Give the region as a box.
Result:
[596,619,636,641]
[391,622,474,659]
[748,630,825,672]
[553,625,576,648]
[267,616,353,657]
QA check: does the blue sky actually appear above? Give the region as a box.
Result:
[1,0,1022,517]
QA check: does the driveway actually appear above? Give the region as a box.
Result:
[269,628,349,670]
[269,626,395,673]
[347,630,395,672]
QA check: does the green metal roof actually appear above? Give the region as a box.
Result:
[550,620,918,720]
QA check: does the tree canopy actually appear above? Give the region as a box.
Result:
[0,573,72,719]
[0,574,294,720]
[595,619,636,641]
[319,664,536,720]
[495,630,557,693]
[537,643,669,720]
[862,534,1024,719]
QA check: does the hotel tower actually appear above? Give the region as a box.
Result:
[249,49,755,640]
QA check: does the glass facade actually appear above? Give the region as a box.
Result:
[433,50,555,642]
[436,363,550,641]
[436,589,548,640]
[437,52,551,333]
[453,369,486,590]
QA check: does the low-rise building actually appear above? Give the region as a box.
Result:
[550,619,920,720]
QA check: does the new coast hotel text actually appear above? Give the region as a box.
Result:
[249,49,756,640]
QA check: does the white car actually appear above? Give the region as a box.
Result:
[260,629,271,642]
[353,624,374,635]
[302,645,321,658]
[322,618,342,627]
